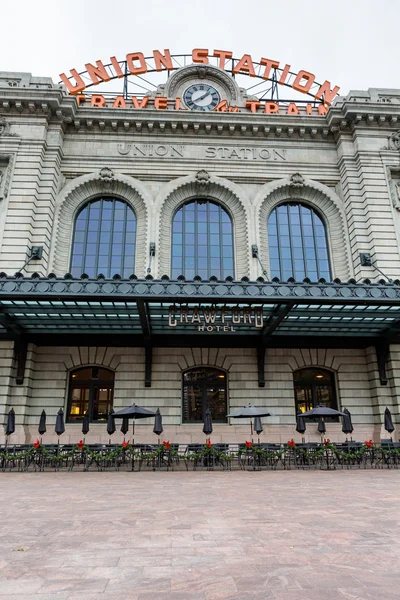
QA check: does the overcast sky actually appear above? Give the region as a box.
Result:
[1,0,399,96]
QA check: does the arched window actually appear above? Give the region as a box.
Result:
[182,367,227,423]
[70,197,136,278]
[171,200,234,280]
[67,367,114,422]
[268,203,331,281]
[294,368,338,417]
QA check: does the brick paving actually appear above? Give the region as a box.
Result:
[0,470,399,599]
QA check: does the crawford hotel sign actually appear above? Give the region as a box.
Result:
[59,48,340,116]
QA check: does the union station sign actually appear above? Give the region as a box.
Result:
[59,48,340,116]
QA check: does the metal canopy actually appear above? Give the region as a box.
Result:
[0,276,399,341]
[2,275,399,389]
[0,299,399,338]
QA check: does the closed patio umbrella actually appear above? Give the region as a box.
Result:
[254,416,263,444]
[296,413,306,435]
[82,411,90,444]
[384,407,395,438]
[317,417,326,435]
[55,408,65,436]
[254,416,263,435]
[120,417,129,437]
[202,407,213,439]
[38,410,46,437]
[82,411,90,435]
[112,404,156,445]
[107,409,116,441]
[153,408,163,441]
[5,408,15,437]
[342,408,353,439]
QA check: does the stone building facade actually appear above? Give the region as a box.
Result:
[1,64,400,444]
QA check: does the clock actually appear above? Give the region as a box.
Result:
[183,84,221,111]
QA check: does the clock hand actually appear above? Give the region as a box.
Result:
[195,88,216,102]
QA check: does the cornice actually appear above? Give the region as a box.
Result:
[2,88,400,140]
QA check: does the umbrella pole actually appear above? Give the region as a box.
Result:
[250,418,253,441]
[2,437,7,472]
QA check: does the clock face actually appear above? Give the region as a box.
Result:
[183,84,221,111]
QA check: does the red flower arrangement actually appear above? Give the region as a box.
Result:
[245,441,253,449]
[365,440,373,448]
[77,440,84,451]
[162,440,170,451]
[206,439,212,448]
[33,439,40,449]
[323,439,331,446]
[122,441,130,448]
[287,439,296,448]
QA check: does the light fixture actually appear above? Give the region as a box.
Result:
[316,375,324,379]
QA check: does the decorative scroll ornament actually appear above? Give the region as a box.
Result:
[0,118,18,138]
[99,167,115,188]
[0,118,8,136]
[290,173,305,188]
[387,131,400,151]
[195,170,211,191]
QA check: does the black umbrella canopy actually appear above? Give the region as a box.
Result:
[120,417,129,435]
[342,408,354,435]
[107,409,116,436]
[384,407,395,433]
[38,410,47,436]
[5,408,15,436]
[296,414,306,435]
[254,416,263,435]
[202,408,213,436]
[301,405,345,418]
[55,408,65,436]
[112,404,156,419]
[82,411,90,436]
[153,408,163,436]
[317,417,326,435]
[227,404,272,418]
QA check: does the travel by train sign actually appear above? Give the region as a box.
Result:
[59,49,340,116]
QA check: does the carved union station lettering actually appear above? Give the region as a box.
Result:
[117,144,286,161]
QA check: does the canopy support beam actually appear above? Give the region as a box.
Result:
[137,300,153,387]
[15,337,28,385]
[376,342,389,386]
[144,342,152,388]
[262,302,294,339]
[257,345,266,388]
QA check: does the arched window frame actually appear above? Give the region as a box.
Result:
[182,366,228,424]
[293,367,339,420]
[66,366,115,423]
[69,196,137,278]
[267,202,332,282]
[171,199,235,280]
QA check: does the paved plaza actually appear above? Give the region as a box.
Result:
[0,470,399,599]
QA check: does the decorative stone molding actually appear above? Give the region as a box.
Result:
[289,173,305,188]
[50,171,151,276]
[255,177,352,281]
[156,174,250,279]
[386,130,400,151]
[99,167,115,187]
[195,170,211,192]
[386,167,400,211]
[0,154,13,200]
